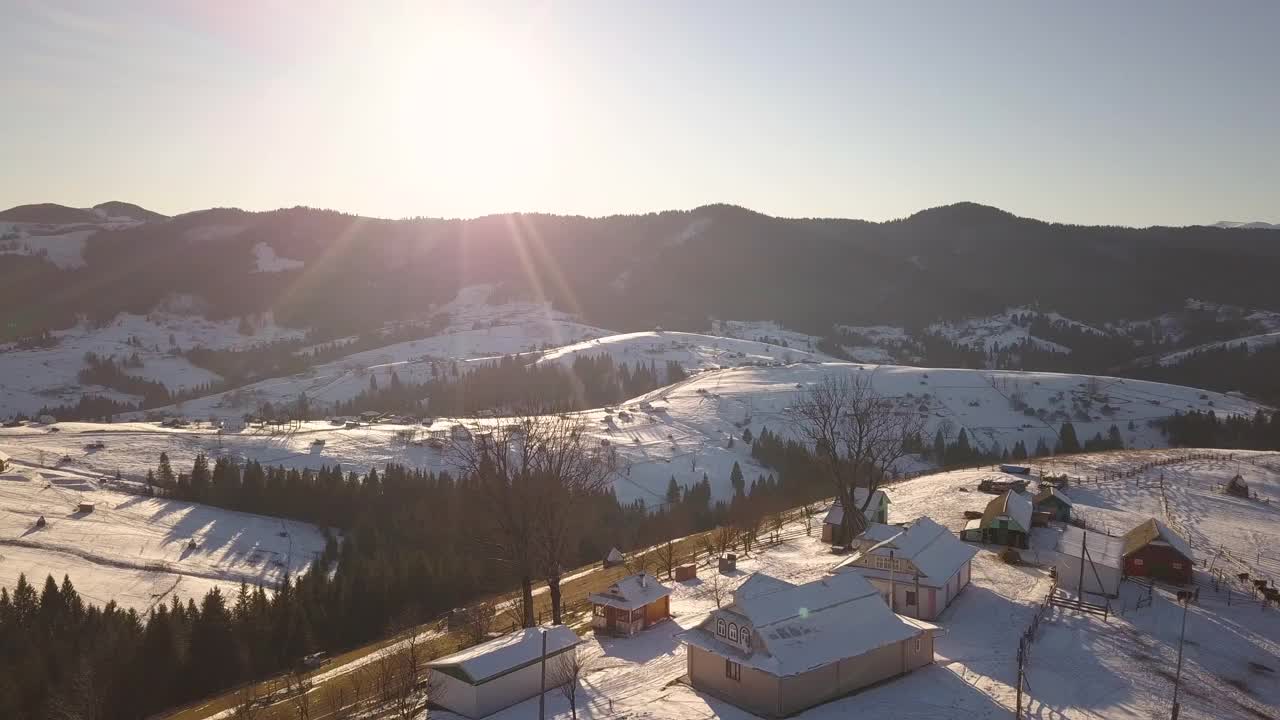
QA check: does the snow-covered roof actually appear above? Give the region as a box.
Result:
[982,490,1033,531]
[860,522,904,544]
[733,572,797,602]
[1122,518,1194,563]
[1034,486,1073,506]
[682,572,931,677]
[426,626,581,685]
[605,547,625,563]
[1058,526,1124,570]
[837,516,977,584]
[588,572,672,611]
[822,489,889,525]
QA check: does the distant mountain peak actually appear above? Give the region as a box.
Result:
[899,202,1018,225]
[93,201,168,222]
[1212,220,1280,230]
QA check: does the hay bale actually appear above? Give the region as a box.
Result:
[1000,547,1022,565]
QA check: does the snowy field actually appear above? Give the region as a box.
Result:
[1,364,1263,509]
[0,462,329,611]
[0,311,303,417]
[411,450,1280,720]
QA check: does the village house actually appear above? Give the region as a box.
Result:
[961,490,1032,548]
[820,488,891,545]
[425,625,581,719]
[1056,525,1124,597]
[676,571,936,718]
[1121,518,1194,585]
[589,572,672,636]
[833,516,977,619]
[1033,486,1073,522]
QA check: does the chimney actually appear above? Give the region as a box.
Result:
[641,574,648,588]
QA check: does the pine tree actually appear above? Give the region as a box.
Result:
[1057,422,1080,454]
[1034,437,1050,457]
[730,462,745,497]
[157,452,175,486]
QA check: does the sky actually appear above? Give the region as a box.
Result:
[1,0,1277,226]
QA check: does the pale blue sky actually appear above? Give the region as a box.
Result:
[2,0,1276,225]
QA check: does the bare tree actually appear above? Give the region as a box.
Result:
[451,415,616,627]
[789,373,923,548]
[554,648,590,720]
[230,685,263,720]
[321,684,351,720]
[287,670,312,720]
[654,539,680,580]
[769,509,786,545]
[706,568,728,608]
[458,601,496,647]
[709,525,739,557]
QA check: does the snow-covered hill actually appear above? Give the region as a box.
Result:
[3,364,1263,509]
[536,330,830,371]
[0,462,328,611]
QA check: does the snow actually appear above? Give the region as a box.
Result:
[7,364,1265,512]
[986,490,1033,531]
[0,462,329,611]
[1157,330,1280,366]
[1034,485,1073,506]
[929,309,1074,354]
[0,312,301,418]
[426,625,581,683]
[1058,525,1123,570]
[588,573,672,611]
[711,320,823,352]
[538,331,829,373]
[0,227,96,268]
[838,516,977,584]
[251,241,304,272]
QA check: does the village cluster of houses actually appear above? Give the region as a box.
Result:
[421,473,1199,719]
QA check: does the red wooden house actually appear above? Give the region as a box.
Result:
[1122,518,1194,585]
[589,572,672,636]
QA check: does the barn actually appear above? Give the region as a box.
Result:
[1056,525,1123,597]
[1122,518,1194,585]
[820,489,890,545]
[1033,486,1073,522]
[961,490,1032,548]
[589,572,672,636]
[1225,474,1249,499]
[425,626,581,718]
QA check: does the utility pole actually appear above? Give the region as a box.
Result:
[538,628,548,720]
[1171,590,1193,719]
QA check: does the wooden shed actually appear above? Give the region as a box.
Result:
[1225,474,1249,499]
[77,501,96,513]
[960,491,1032,548]
[1033,486,1073,522]
[1122,518,1193,585]
[590,573,672,636]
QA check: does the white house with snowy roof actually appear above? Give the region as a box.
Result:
[833,516,978,619]
[676,571,936,718]
[425,625,580,718]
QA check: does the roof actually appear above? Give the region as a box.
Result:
[982,490,1033,531]
[605,547,624,563]
[1057,526,1124,570]
[588,572,672,611]
[1227,474,1248,489]
[822,489,889,525]
[426,626,580,685]
[734,573,797,602]
[679,572,929,677]
[963,518,982,531]
[1122,518,1194,562]
[836,516,977,584]
[1034,486,1073,507]
[860,523,905,544]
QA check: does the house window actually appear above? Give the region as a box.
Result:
[875,556,893,570]
[716,618,726,637]
[905,591,917,606]
[1171,562,1183,570]
[914,637,922,653]
[740,627,751,647]
[725,660,741,682]
[1133,558,1144,567]
[728,623,739,642]
[593,605,606,618]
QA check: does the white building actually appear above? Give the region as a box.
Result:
[820,488,891,544]
[1056,526,1124,597]
[834,516,978,619]
[425,625,581,718]
[676,571,936,718]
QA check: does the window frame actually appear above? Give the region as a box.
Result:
[725,659,741,682]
